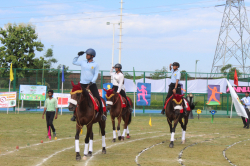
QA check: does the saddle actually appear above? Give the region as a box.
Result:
[88,91,106,112]
[164,95,191,113]
[118,94,131,108]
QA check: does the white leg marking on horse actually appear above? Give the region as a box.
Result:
[89,140,93,152]
[170,132,175,141]
[84,143,89,155]
[102,136,106,147]
[113,130,116,139]
[75,140,80,152]
[182,130,186,141]
[122,129,127,137]
[118,130,121,137]
[127,126,129,134]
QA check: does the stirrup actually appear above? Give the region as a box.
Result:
[102,114,107,121]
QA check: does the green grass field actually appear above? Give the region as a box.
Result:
[1,112,250,166]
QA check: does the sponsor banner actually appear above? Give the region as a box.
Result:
[0,92,17,108]
[137,83,151,106]
[226,86,250,93]
[19,85,47,101]
[53,93,71,107]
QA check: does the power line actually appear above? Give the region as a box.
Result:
[0,0,97,9]
[0,0,224,20]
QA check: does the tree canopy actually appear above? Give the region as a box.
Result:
[220,64,241,79]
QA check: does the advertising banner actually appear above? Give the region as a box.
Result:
[19,85,47,101]
[137,83,151,106]
[207,85,221,105]
[0,92,16,108]
[53,93,71,107]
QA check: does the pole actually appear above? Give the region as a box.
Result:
[61,82,63,115]
[7,79,10,114]
[111,23,115,83]
[195,60,199,79]
[118,0,123,63]
[230,101,233,118]
[143,72,145,114]
[134,82,136,117]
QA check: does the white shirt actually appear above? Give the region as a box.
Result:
[110,68,125,93]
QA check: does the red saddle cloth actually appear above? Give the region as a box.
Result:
[118,94,127,108]
[163,96,191,113]
[89,93,107,112]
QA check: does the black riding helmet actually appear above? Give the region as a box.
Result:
[114,63,122,69]
[172,62,180,68]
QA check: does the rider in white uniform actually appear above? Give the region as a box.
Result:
[110,63,132,112]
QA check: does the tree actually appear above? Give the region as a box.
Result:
[180,70,191,80]
[150,66,168,79]
[0,23,44,77]
[220,64,242,79]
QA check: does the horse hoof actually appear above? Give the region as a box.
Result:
[182,140,186,144]
[76,153,81,161]
[82,155,87,160]
[121,136,124,141]
[126,135,130,139]
[118,136,121,141]
[169,142,174,148]
[102,149,106,154]
[87,151,92,157]
[112,139,116,142]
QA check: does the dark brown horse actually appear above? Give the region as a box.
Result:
[68,81,107,160]
[104,88,133,142]
[165,93,195,148]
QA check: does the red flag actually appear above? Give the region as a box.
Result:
[234,69,238,86]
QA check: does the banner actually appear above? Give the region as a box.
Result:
[137,83,151,106]
[207,85,221,105]
[103,83,113,101]
[227,80,248,118]
[19,85,47,101]
[0,92,16,108]
[53,93,71,107]
[226,86,250,93]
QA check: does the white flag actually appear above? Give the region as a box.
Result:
[226,80,248,118]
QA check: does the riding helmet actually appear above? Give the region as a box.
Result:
[114,63,122,69]
[86,48,96,57]
[172,62,180,68]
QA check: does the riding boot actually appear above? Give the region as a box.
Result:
[71,111,76,121]
[161,108,165,115]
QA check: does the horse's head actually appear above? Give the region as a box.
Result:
[68,81,82,111]
[172,93,184,115]
[103,88,115,111]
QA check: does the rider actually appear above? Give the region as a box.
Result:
[71,48,106,121]
[161,62,183,115]
[110,63,133,112]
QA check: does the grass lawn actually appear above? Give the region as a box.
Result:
[0,112,250,166]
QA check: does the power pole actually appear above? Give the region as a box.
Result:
[118,0,123,64]
[211,0,250,75]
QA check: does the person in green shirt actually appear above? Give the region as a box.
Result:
[42,90,58,137]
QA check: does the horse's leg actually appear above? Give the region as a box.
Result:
[88,132,93,157]
[126,126,130,139]
[75,125,81,161]
[179,117,186,144]
[117,115,123,141]
[112,116,116,142]
[182,115,189,144]
[122,112,129,140]
[83,124,92,160]
[169,119,178,148]
[99,121,106,154]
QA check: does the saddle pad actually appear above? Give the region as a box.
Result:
[183,98,191,111]
[118,94,126,108]
[89,93,99,111]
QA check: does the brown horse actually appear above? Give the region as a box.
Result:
[104,88,133,142]
[165,93,195,148]
[68,81,107,160]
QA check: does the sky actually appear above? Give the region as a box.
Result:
[1,0,250,73]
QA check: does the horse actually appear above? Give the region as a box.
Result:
[165,93,195,148]
[104,88,133,142]
[68,81,107,160]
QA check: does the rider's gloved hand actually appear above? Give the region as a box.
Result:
[78,51,85,56]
